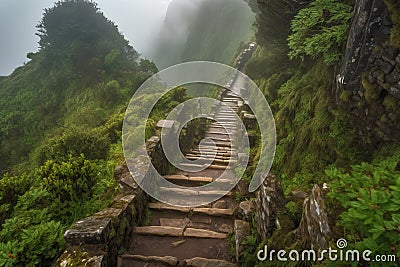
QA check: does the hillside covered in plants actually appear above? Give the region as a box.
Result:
[0,1,186,265]
[239,0,400,265]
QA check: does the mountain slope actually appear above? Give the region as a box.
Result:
[150,0,255,69]
[0,0,155,172]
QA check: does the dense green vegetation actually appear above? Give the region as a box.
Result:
[243,0,400,265]
[0,1,188,265]
[288,0,352,64]
[1,0,399,265]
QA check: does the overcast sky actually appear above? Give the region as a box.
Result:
[0,0,173,76]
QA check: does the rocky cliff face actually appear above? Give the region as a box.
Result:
[338,0,400,147]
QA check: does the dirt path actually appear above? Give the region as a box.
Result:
[118,85,245,267]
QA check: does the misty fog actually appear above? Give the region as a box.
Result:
[0,0,173,76]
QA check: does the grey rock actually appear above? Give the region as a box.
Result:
[238,201,254,221]
[295,185,331,251]
[382,26,391,35]
[351,95,361,102]
[395,54,400,64]
[388,87,400,99]
[219,224,233,234]
[386,70,400,84]
[234,220,251,262]
[375,58,384,66]
[254,174,287,240]
[212,200,228,209]
[380,61,395,74]
[387,47,398,59]
[236,179,250,197]
[114,165,124,177]
[367,73,376,83]
[56,246,106,267]
[64,217,112,245]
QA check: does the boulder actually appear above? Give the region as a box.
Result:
[295,185,331,251]
[237,201,254,221]
[234,220,251,262]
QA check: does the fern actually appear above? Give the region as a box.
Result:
[288,0,352,64]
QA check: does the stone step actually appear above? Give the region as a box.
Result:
[210,123,237,127]
[209,126,236,130]
[134,226,227,239]
[182,257,236,267]
[159,187,233,196]
[187,151,233,157]
[206,131,232,135]
[163,175,236,185]
[148,203,235,217]
[177,163,230,170]
[205,137,233,143]
[185,155,233,161]
[118,254,178,267]
[186,152,232,158]
[118,255,237,267]
[185,156,235,164]
[200,142,233,148]
[164,175,213,183]
[214,116,237,120]
[186,152,233,158]
[191,146,233,151]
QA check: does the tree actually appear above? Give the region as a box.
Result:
[287,0,352,64]
[36,0,138,73]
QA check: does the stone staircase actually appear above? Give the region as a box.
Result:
[118,89,247,267]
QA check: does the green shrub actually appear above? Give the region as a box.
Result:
[327,155,400,259]
[35,128,110,165]
[39,154,98,202]
[288,0,352,64]
[0,174,33,225]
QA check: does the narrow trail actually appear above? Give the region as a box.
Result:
[118,81,245,267]
[118,82,244,267]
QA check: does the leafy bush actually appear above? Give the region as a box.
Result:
[327,155,400,259]
[0,189,65,266]
[0,174,33,225]
[35,128,110,165]
[288,0,352,64]
[39,154,98,202]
